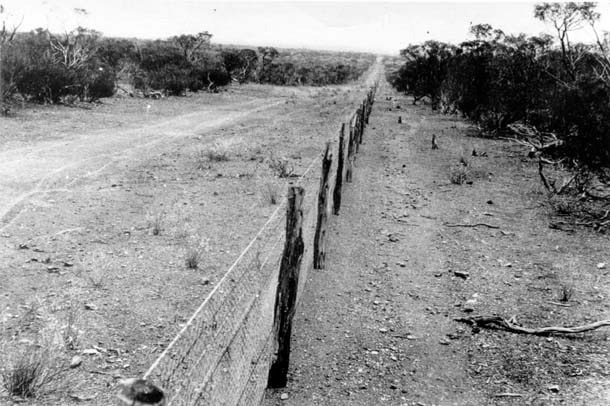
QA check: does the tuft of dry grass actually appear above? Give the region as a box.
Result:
[185,247,202,269]
[204,147,230,162]
[449,164,469,185]
[559,284,574,302]
[262,183,280,205]
[268,155,295,178]
[148,211,165,236]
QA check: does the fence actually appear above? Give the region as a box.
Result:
[117,80,379,406]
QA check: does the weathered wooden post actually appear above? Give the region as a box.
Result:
[354,110,361,154]
[268,186,305,388]
[314,143,332,269]
[345,124,355,183]
[333,124,345,215]
[359,101,365,144]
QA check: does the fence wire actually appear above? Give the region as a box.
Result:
[132,83,377,406]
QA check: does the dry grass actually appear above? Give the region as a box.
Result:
[449,164,469,185]
[268,155,295,178]
[185,247,202,269]
[559,284,574,302]
[148,211,165,236]
[262,183,280,205]
[1,343,65,398]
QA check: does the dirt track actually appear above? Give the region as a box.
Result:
[264,75,610,405]
[0,98,284,231]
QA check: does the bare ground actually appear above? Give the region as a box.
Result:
[264,78,610,405]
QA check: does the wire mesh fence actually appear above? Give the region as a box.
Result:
[118,81,378,406]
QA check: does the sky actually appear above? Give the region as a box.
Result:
[1,1,610,55]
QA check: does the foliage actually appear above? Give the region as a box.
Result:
[389,3,610,169]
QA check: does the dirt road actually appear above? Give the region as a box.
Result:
[0,98,284,231]
[265,77,610,405]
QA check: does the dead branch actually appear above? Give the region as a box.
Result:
[493,393,524,398]
[443,223,500,229]
[456,315,610,336]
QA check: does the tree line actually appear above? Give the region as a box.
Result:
[388,2,610,171]
[0,23,374,108]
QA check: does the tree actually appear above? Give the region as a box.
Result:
[0,4,22,113]
[534,2,598,81]
[257,46,278,83]
[171,32,212,64]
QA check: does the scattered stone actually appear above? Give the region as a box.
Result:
[597,263,606,270]
[379,327,388,333]
[547,385,560,393]
[463,299,477,313]
[439,338,450,345]
[453,270,470,279]
[70,356,82,368]
[280,393,289,400]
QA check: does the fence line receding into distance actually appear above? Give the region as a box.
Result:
[117,80,379,406]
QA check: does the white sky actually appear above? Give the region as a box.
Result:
[2,1,610,54]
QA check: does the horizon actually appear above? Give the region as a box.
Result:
[2,1,610,55]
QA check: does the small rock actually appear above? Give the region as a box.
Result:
[597,263,607,270]
[463,299,477,313]
[379,327,388,333]
[453,270,469,279]
[548,384,560,393]
[84,303,97,310]
[439,338,450,345]
[280,393,289,400]
[406,334,416,340]
[82,348,100,356]
[70,356,82,368]
[487,200,493,204]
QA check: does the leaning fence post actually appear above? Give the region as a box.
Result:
[268,186,305,388]
[314,143,332,269]
[333,124,345,215]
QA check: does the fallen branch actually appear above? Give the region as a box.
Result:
[444,223,500,229]
[493,393,524,398]
[456,315,610,336]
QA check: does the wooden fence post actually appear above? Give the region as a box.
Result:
[359,102,365,144]
[345,124,355,183]
[354,110,361,154]
[333,124,345,215]
[268,186,305,388]
[314,143,332,269]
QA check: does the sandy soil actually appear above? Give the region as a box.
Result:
[264,76,610,405]
[0,76,376,405]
